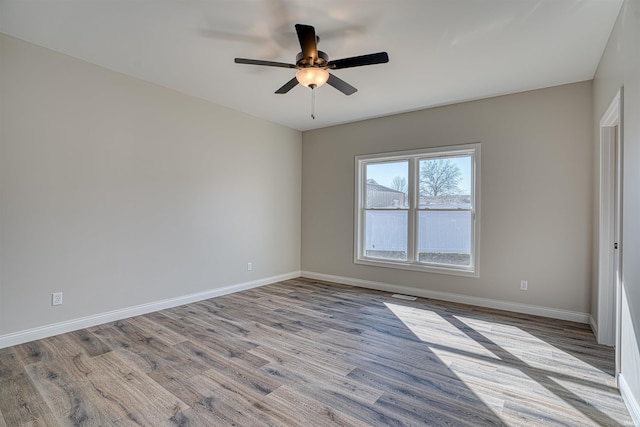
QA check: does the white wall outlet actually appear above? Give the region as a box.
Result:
[247,262,253,271]
[52,292,63,306]
[520,280,528,291]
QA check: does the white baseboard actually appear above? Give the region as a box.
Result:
[0,271,300,349]
[301,271,590,324]
[1,270,592,350]
[619,374,640,426]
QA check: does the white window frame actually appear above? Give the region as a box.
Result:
[354,143,480,277]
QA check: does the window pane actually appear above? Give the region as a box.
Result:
[419,156,471,209]
[365,210,407,260]
[366,161,408,208]
[418,211,471,266]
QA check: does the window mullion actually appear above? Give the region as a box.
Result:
[357,161,367,260]
[407,158,417,263]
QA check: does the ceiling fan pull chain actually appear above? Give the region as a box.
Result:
[311,85,316,119]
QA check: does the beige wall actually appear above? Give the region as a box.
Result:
[0,33,302,337]
[302,81,593,314]
[593,0,640,420]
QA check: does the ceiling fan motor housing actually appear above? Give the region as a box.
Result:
[296,51,328,67]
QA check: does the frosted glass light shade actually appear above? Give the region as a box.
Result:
[296,68,329,88]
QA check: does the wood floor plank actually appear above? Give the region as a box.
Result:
[125,315,189,347]
[347,366,504,426]
[315,328,460,383]
[11,341,51,367]
[85,352,189,425]
[12,332,109,369]
[0,347,23,377]
[252,347,383,405]
[143,311,258,360]
[138,368,243,426]
[24,359,120,425]
[0,277,633,427]
[90,319,208,377]
[65,330,112,358]
[163,304,257,342]
[23,349,190,426]
[0,348,59,426]
[243,322,356,377]
[150,406,222,427]
[262,385,371,427]
[153,367,293,427]
[173,340,282,398]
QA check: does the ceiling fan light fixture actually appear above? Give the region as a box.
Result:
[296,68,329,88]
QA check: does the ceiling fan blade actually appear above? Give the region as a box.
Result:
[327,73,357,96]
[235,58,296,69]
[275,77,299,94]
[295,24,318,64]
[328,52,389,70]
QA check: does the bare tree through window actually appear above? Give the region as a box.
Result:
[420,158,461,197]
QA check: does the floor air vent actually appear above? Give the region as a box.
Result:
[391,294,417,301]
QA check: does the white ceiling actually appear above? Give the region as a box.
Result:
[0,0,623,131]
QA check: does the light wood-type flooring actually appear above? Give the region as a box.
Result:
[0,278,634,426]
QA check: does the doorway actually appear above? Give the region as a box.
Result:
[597,88,622,377]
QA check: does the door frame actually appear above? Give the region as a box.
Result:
[597,88,622,374]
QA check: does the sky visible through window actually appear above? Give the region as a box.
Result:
[367,156,471,194]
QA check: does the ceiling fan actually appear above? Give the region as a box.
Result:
[234,24,389,96]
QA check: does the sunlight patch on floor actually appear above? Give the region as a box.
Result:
[431,346,597,425]
[384,301,625,426]
[454,315,612,382]
[550,376,631,425]
[383,302,500,360]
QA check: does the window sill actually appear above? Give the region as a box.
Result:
[354,257,479,278]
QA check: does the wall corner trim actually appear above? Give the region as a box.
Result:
[590,315,599,338]
[0,271,301,349]
[301,271,591,324]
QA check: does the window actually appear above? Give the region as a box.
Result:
[355,143,480,277]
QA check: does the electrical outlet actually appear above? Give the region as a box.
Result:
[247,262,253,271]
[52,292,63,306]
[520,280,528,291]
